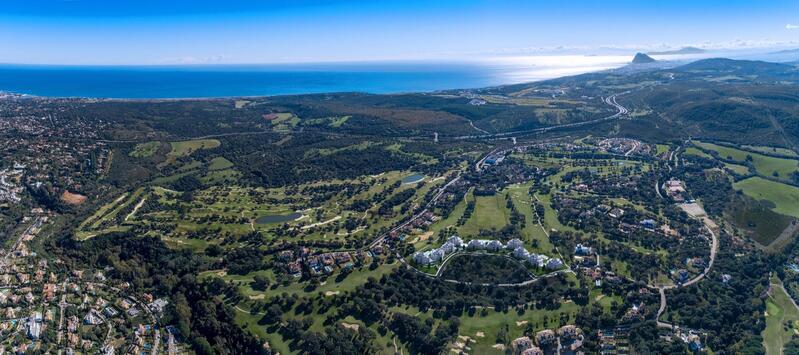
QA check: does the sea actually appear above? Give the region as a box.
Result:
[0,55,634,99]
[0,51,794,99]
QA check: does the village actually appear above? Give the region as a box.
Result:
[0,209,183,354]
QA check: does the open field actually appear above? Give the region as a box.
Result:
[734,177,799,218]
[129,141,162,158]
[695,141,799,181]
[208,156,234,170]
[724,162,750,175]
[744,145,799,158]
[458,194,510,237]
[169,139,221,157]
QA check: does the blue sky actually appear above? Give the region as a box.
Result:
[2,0,798,64]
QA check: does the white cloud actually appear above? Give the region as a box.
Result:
[787,24,799,29]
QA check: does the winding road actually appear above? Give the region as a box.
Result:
[655,212,719,329]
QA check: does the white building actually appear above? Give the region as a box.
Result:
[506,238,525,250]
[412,235,464,265]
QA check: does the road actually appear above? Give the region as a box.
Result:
[654,179,663,199]
[655,214,719,329]
[3,216,42,264]
[453,92,629,140]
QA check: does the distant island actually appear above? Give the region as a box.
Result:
[647,46,706,55]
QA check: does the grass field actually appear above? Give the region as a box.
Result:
[763,277,799,355]
[696,142,798,180]
[169,139,221,157]
[744,145,799,158]
[208,157,234,170]
[734,177,799,218]
[458,194,510,237]
[726,194,794,247]
[724,162,751,175]
[685,147,712,159]
[129,141,162,158]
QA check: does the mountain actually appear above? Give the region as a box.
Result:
[648,46,705,55]
[770,48,799,55]
[631,52,656,64]
[675,58,799,81]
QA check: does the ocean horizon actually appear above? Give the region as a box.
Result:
[0,56,636,99]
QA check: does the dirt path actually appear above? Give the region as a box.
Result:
[125,197,146,222]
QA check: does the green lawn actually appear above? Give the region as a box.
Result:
[734,177,799,218]
[763,277,799,355]
[458,194,510,237]
[696,142,798,181]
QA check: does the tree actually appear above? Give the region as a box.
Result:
[252,274,270,291]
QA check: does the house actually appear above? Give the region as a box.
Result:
[535,329,556,346]
[521,347,544,355]
[413,253,432,265]
[640,219,657,230]
[149,298,169,316]
[511,336,534,354]
[488,240,504,251]
[27,311,42,339]
[103,307,118,317]
[43,283,56,302]
[574,243,592,256]
[608,208,625,219]
[558,325,581,339]
[545,258,564,270]
[278,250,294,261]
[84,310,103,325]
[513,247,530,259]
[506,238,525,250]
[288,261,302,276]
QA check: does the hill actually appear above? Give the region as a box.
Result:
[631,52,656,64]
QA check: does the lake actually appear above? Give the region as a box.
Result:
[256,212,302,224]
[0,56,634,98]
[401,174,425,184]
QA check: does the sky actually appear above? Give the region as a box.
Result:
[1,0,799,65]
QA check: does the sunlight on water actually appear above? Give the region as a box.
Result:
[481,55,632,82]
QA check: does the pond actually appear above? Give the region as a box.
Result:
[401,174,425,184]
[256,212,302,224]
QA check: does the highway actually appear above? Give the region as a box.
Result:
[452,92,629,140]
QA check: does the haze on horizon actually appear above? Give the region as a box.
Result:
[2,0,799,65]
